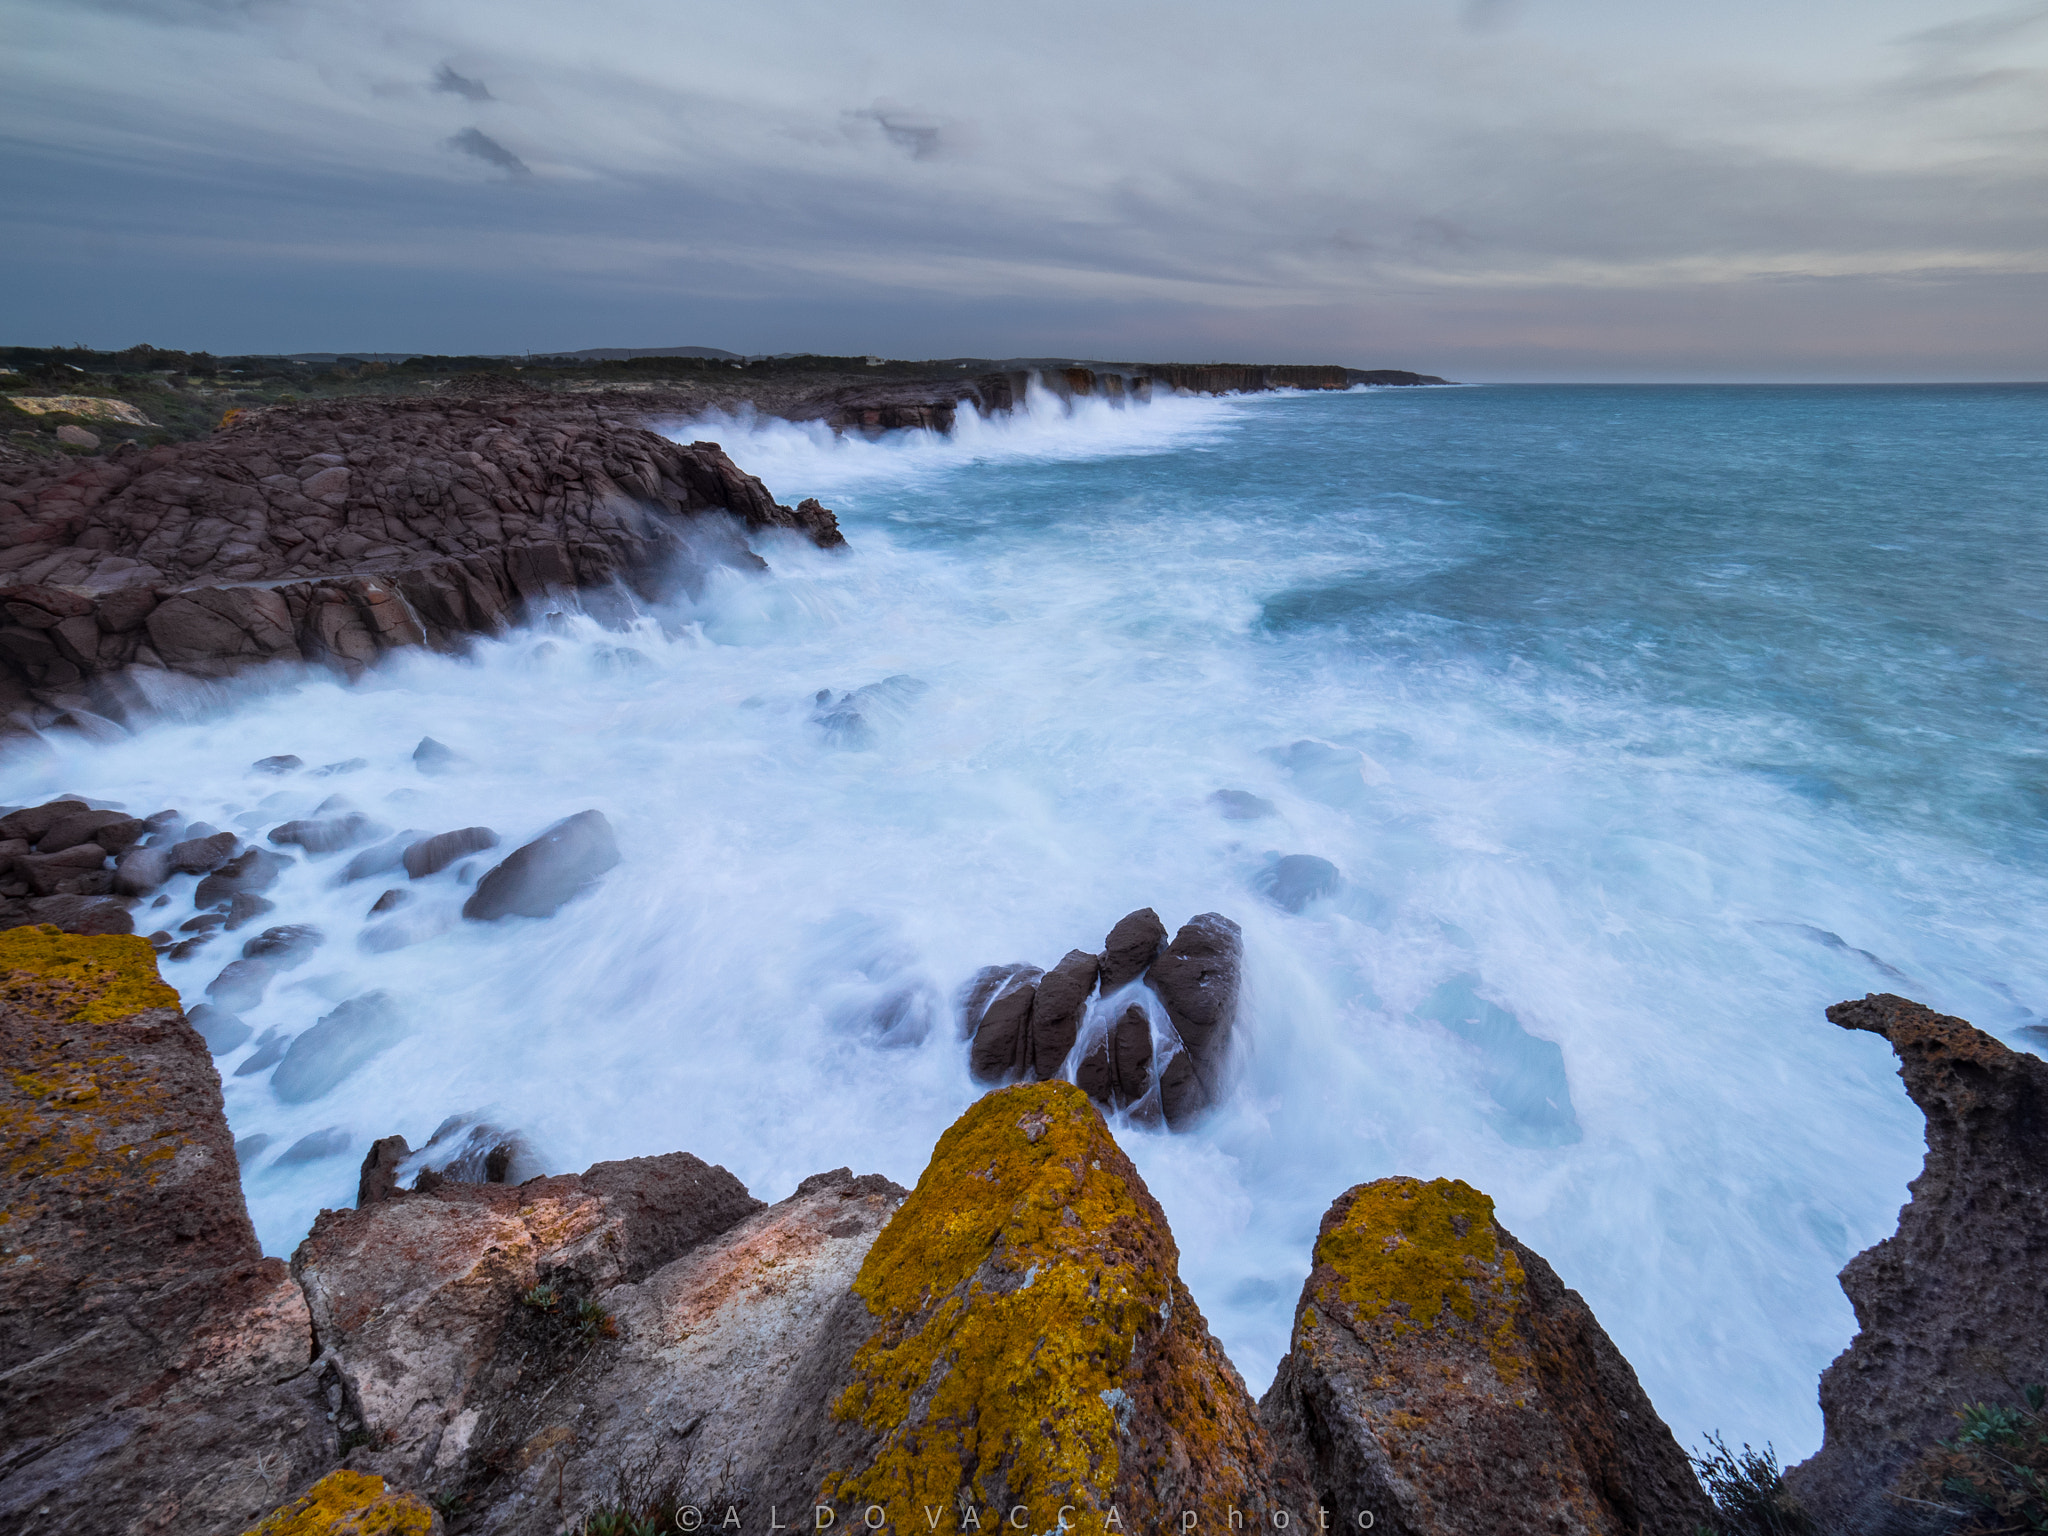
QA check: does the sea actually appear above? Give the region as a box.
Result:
[13,379,2046,1461]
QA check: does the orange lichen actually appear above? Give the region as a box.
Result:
[0,926,178,1023]
[243,1470,433,1535]
[820,1082,1168,1533]
[1313,1176,1533,1387]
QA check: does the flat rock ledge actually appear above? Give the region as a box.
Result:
[63,935,2048,1535]
[0,395,843,732]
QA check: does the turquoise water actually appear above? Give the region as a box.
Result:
[23,380,2046,1460]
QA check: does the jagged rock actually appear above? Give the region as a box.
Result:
[1783,995,2048,1534]
[368,887,410,914]
[1257,852,1340,912]
[357,1134,411,1206]
[1029,947,1100,1079]
[271,990,406,1104]
[1261,1176,1713,1536]
[1101,906,1167,992]
[0,925,334,1533]
[461,809,620,921]
[404,1113,545,1188]
[402,825,498,878]
[961,962,1042,1083]
[290,1147,764,1486]
[747,1081,1313,1526]
[1145,912,1242,1123]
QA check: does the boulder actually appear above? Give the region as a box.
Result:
[195,846,292,907]
[338,829,427,884]
[35,807,143,854]
[268,813,381,855]
[1029,947,1100,1079]
[1257,852,1340,912]
[412,735,462,775]
[240,922,324,969]
[462,809,620,921]
[357,1134,411,1206]
[0,799,87,843]
[1144,912,1242,1118]
[1101,906,1167,992]
[1261,1176,1713,1536]
[252,754,304,774]
[1783,995,2048,1533]
[1210,788,1278,820]
[205,956,275,1012]
[747,1081,1313,1526]
[277,1126,353,1164]
[186,1000,252,1055]
[271,990,407,1104]
[401,825,498,879]
[960,962,1042,1083]
[1076,1001,1160,1116]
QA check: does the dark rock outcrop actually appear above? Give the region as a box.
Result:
[960,908,1243,1129]
[1783,994,2048,1534]
[462,808,620,920]
[402,824,497,878]
[0,397,844,727]
[1261,1175,1713,1536]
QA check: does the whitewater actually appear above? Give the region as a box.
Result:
[10,380,2045,1462]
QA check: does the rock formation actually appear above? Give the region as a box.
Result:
[0,925,336,1534]
[1783,994,2048,1534]
[6,929,1720,1536]
[960,908,1243,1130]
[1260,1176,1714,1536]
[0,396,843,729]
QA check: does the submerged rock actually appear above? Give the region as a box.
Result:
[1257,851,1340,912]
[401,824,498,878]
[1261,1176,1712,1536]
[1211,787,1279,820]
[271,990,406,1104]
[1415,974,1581,1148]
[462,808,620,921]
[1784,994,2048,1533]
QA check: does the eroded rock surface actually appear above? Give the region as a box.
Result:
[751,1081,1313,1530]
[0,396,844,726]
[1260,1176,1711,1536]
[1783,994,2048,1534]
[0,925,334,1535]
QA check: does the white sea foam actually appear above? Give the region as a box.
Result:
[13,384,2043,1464]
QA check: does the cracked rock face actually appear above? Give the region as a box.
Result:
[0,925,335,1536]
[1784,994,2048,1534]
[1259,1176,1712,1536]
[0,395,844,726]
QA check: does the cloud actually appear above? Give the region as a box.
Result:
[447,127,528,176]
[433,64,492,102]
[0,0,2043,375]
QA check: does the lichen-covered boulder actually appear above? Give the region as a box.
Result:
[0,925,336,1535]
[1261,1177,1711,1536]
[775,1080,1311,1532]
[1784,995,2048,1534]
[242,1469,433,1535]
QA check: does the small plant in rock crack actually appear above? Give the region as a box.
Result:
[1900,1384,2048,1533]
[1692,1433,1815,1536]
[522,1282,562,1312]
[575,1297,618,1341]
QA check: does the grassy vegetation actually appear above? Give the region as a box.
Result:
[1901,1386,2048,1533]
[0,342,1000,462]
[1692,1435,1815,1536]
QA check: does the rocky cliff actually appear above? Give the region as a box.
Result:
[1784,994,2048,1534]
[0,396,842,730]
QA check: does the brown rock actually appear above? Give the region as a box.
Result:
[747,1081,1313,1528]
[0,925,334,1534]
[1101,906,1167,992]
[1261,1176,1712,1536]
[1029,947,1099,1079]
[960,961,1041,1084]
[1783,994,2048,1534]
[1145,912,1242,1124]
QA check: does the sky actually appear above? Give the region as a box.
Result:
[3,0,2045,379]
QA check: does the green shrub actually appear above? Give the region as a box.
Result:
[1902,1385,2048,1533]
[1693,1434,1815,1536]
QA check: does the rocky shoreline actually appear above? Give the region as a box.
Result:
[2,923,2041,1536]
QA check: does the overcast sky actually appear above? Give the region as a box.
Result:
[3,0,2045,378]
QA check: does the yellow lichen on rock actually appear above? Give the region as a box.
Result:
[243,1470,433,1535]
[822,1081,1168,1531]
[1318,1176,1514,1335]
[0,925,179,1023]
